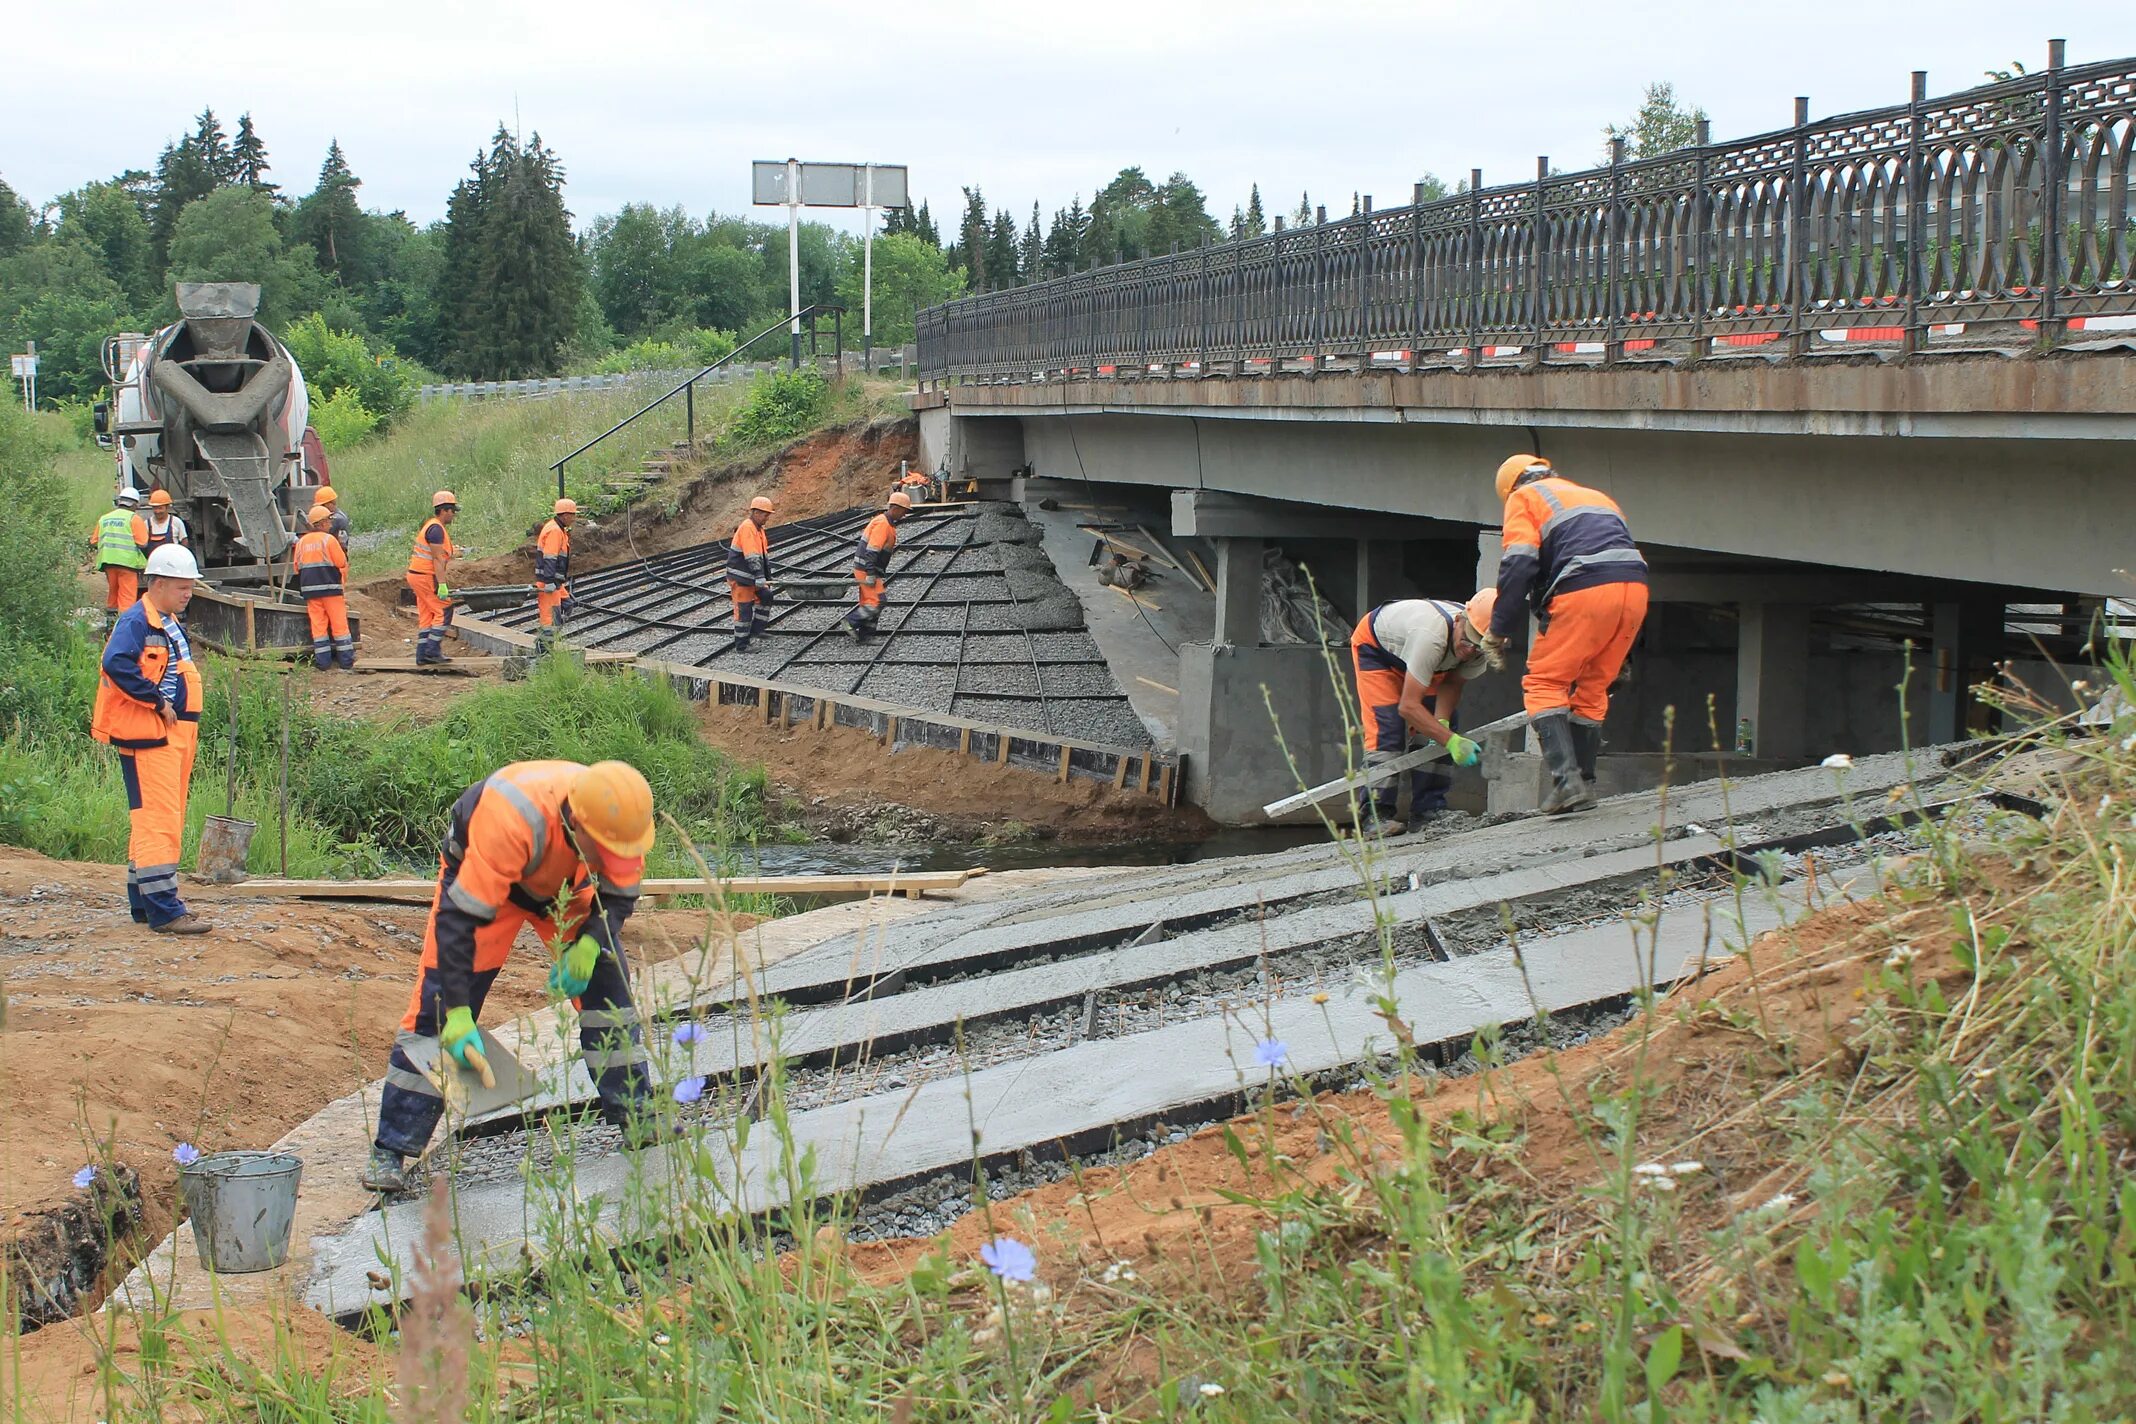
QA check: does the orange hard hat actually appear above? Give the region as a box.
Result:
[749,496,775,514]
[315,485,338,505]
[432,489,458,509]
[569,760,656,857]
[1464,588,1498,637]
[887,491,914,511]
[306,504,332,526]
[147,488,172,509]
[554,497,579,516]
[1495,454,1551,502]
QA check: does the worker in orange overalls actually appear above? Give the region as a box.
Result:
[724,496,776,650]
[1487,454,1649,814]
[1347,590,1500,834]
[293,504,355,670]
[139,490,190,598]
[92,545,208,934]
[88,487,148,628]
[362,760,661,1191]
[842,490,912,642]
[406,489,459,665]
[535,497,578,649]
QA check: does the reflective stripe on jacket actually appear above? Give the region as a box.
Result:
[535,519,571,590]
[92,601,202,748]
[853,514,897,578]
[427,761,646,1011]
[294,529,347,598]
[95,510,148,570]
[725,519,771,587]
[1492,476,1646,641]
[407,517,455,573]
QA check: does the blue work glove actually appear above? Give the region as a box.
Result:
[546,935,602,999]
[1445,733,1481,768]
[441,1006,485,1069]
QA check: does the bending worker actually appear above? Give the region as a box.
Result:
[363,759,662,1192]
[89,487,147,627]
[535,498,577,648]
[407,490,459,665]
[294,504,355,670]
[1488,454,1649,814]
[1348,591,1500,834]
[91,545,208,935]
[843,490,911,642]
[725,496,776,650]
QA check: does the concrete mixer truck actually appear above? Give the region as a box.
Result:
[97,282,312,575]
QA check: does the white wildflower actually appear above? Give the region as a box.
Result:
[1198,1383,1227,1398]
[1758,1192,1798,1214]
[2073,679,2091,694]
[1670,1161,1705,1176]
[1821,753,1854,770]
[1644,1176,1678,1193]
[1633,1162,1669,1178]
[1884,944,1920,969]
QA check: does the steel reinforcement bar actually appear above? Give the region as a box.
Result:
[918,48,2136,380]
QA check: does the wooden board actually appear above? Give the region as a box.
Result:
[211,869,978,904]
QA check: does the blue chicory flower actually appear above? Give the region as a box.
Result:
[671,1022,706,1046]
[1253,1037,1290,1069]
[172,1143,202,1167]
[72,1165,97,1189]
[672,1076,707,1105]
[979,1236,1036,1283]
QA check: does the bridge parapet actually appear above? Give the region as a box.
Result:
[920,49,2136,383]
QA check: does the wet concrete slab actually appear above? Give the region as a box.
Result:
[305,870,1843,1316]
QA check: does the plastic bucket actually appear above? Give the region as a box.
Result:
[196,815,256,884]
[180,1151,302,1272]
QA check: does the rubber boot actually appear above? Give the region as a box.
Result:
[361,1146,408,1193]
[1534,714,1595,815]
[1571,722,1602,800]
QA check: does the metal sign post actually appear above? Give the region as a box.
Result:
[753,161,909,372]
[10,344,35,412]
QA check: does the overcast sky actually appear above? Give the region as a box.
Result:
[7,1,2132,238]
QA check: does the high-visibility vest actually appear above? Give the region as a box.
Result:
[294,530,347,599]
[96,509,148,570]
[853,514,897,578]
[408,516,456,575]
[725,519,771,587]
[535,519,571,590]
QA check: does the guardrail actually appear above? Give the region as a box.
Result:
[919,47,2136,381]
[421,346,918,404]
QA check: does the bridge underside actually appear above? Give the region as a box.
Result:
[916,358,2130,822]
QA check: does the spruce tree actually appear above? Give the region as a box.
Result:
[1244,184,1265,237]
[986,209,1020,288]
[435,133,499,375]
[296,140,363,278]
[1294,192,1313,228]
[474,131,580,377]
[149,137,217,268]
[1018,202,1043,282]
[954,187,988,289]
[914,200,939,247]
[231,114,275,195]
[193,109,234,184]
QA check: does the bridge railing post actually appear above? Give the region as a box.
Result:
[1903,70,1929,359]
[1465,169,1483,370]
[2040,38,2068,347]
[1311,206,1327,369]
[1605,137,1626,364]
[1690,117,1711,363]
[1529,155,1549,368]
[1358,195,1373,370]
[1786,95,1811,359]
[1410,181,1427,363]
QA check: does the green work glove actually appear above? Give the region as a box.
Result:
[547,934,602,999]
[1445,733,1481,768]
[436,580,452,598]
[441,1006,484,1068]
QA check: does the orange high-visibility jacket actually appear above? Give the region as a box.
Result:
[407,516,456,576]
[535,519,571,591]
[1491,476,1645,641]
[853,514,898,578]
[293,529,348,599]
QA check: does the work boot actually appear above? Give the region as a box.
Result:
[360,1146,408,1193]
[1571,722,1602,799]
[153,914,209,935]
[734,634,751,652]
[1534,714,1595,815]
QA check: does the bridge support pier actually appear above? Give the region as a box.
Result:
[1212,537,1264,644]
[1928,599,2002,744]
[1736,603,1813,761]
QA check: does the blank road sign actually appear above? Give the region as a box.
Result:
[9,354,34,378]
[752,161,908,209]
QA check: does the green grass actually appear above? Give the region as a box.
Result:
[44,649,2136,1420]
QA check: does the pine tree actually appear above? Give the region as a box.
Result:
[230,114,275,195]
[1244,184,1265,238]
[296,140,363,278]
[1018,202,1043,283]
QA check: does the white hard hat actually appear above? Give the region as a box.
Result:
[144,545,202,581]
[116,486,142,506]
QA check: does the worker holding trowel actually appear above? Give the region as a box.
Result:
[725,496,777,650]
[363,759,663,1192]
[1347,591,1501,834]
[1486,454,1649,814]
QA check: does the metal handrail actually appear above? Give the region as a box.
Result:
[919,47,2136,382]
[550,304,834,495]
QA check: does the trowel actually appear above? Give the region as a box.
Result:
[403,1035,545,1122]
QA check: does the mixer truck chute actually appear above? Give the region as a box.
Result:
[105,282,311,573]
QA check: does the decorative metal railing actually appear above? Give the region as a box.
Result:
[918,49,2136,381]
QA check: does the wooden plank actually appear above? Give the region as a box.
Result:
[996,732,1011,764]
[1185,550,1215,591]
[1113,753,1131,789]
[1130,525,1187,573]
[959,726,972,756]
[1138,755,1153,793]
[1159,764,1174,804]
[215,870,978,904]
[243,601,256,651]
[1056,744,1072,783]
[884,715,898,748]
[1104,585,1161,611]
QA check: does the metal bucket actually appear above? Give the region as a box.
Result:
[196,815,256,883]
[180,1151,302,1272]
